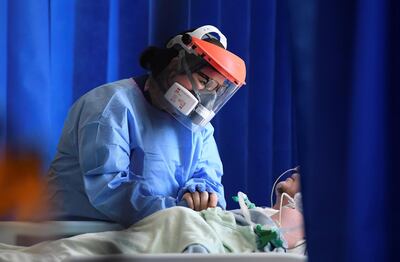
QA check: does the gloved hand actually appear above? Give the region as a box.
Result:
[181,191,218,211]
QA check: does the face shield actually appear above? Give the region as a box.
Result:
[150,28,246,132]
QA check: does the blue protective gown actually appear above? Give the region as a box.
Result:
[48,77,225,226]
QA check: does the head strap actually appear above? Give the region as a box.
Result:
[166,25,227,50]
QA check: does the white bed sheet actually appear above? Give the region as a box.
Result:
[65,253,306,262]
[0,207,307,262]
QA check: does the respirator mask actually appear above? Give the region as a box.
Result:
[150,25,246,132]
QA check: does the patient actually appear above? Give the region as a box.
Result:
[232,171,304,252]
[273,172,301,209]
[0,174,306,260]
[270,172,305,250]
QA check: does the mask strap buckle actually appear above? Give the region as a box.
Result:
[166,25,227,50]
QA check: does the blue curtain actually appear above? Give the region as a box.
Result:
[3,0,399,261]
[1,0,296,209]
[288,0,400,261]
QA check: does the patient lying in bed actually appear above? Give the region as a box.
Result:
[271,172,304,249]
[231,171,304,252]
[0,173,305,261]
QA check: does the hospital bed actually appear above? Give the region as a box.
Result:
[0,220,123,246]
[66,253,306,262]
[0,221,306,261]
[0,215,306,261]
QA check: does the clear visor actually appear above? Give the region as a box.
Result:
[152,51,242,131]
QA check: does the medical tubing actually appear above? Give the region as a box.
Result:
[278,192,295,227]
[270,166,299,208]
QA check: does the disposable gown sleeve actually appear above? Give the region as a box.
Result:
[79,118,177,227]
[177,126,226,209]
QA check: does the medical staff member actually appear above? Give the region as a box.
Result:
[47,25,247,227]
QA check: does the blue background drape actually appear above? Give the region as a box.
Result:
[288,0,400,261]
[0,0,296,209]
[1,0,399,261]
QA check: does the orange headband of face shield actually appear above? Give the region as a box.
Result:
[186,36,246,86]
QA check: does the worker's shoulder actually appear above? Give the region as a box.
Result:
[86,78,138,97]
[68,78,141,118]
[76,78,139,106]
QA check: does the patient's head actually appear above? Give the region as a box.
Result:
[272,172,304,248]
[275,173,301,198]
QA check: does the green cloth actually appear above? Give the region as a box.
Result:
[200,207,258,252]
[0,207,257,261]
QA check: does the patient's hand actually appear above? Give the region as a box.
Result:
[182,191,218,211]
